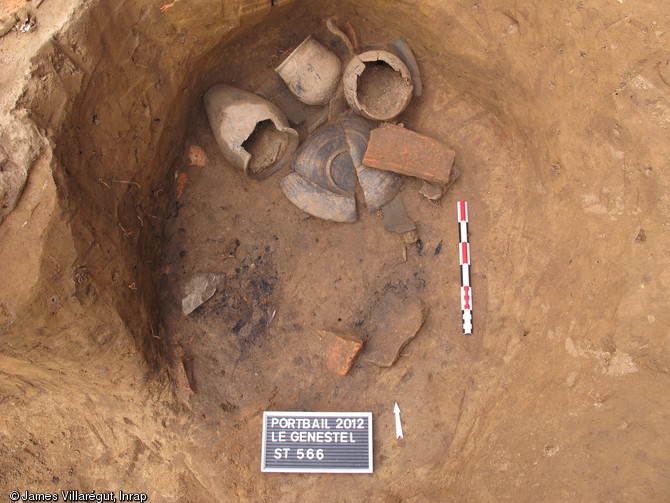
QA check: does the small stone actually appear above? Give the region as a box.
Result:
[14,8,36,33]
[320,330,364,376]
[634,228,646,242]
[402,229,419,244]
[542,445,560,458]
[188,144,208,167]
[419,181,445,201]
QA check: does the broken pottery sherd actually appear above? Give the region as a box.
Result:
[280,173,357,223]
[281,117,403,220]
[280,122,358,223]
[362,37,422,97]
[327,81,349,123]
[363,290,427,368]
[319,329,364,376]
[362,123,456,185]
[343,50,413,121]
[293,123,357,195]
[324,16,355,60]
[305,107,330,134]
[204,84,299,180]
[382,194,416,234]
[172,346,193,407]
[356,166,404,211]
[340,113,403,211]
[389,37,422,97]
[275,36,342,106]
[182,273,222,315]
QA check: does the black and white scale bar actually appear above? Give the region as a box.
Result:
[458,200,473,334]
[261,411,373,473]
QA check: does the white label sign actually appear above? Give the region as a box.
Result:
[261,411,373,473]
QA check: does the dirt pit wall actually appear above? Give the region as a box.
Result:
[1,0,669,500]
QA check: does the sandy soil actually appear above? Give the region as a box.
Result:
[357,61,413,119]
[242,120,289,175]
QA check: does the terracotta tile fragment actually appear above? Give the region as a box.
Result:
[362,124,456,185]
[320,330,364,376]
[173,345,193,406]
[176,172,188,200]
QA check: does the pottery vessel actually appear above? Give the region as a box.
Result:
[343,50,413,121]
[275,36,342,106]
[204,84,299,179]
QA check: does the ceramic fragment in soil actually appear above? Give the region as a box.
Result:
[182,273,223,315]
[362,290,427,367]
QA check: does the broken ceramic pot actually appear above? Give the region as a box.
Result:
[388,37,422,97]
[280,122,357,223]
[280,116,403,222]
[343,50,414,121]
[294,123,357,194]
[281,173,357,223]
[340,114,402,211]
[362,38,422,97]
[275,36,342,106]
[204,84,299,180]
[323,16,355,60]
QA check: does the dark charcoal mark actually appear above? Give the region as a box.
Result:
[220,400,239,412]
[187,245,279,359]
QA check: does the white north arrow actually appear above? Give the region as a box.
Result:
[394,402,403,439]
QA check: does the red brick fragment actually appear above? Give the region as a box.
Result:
[320,330,364,376]
[362,124,456,185]
[172,346,193,406]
